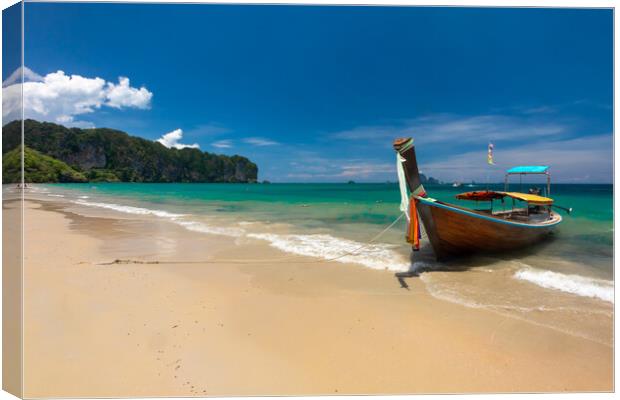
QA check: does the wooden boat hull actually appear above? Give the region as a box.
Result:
[417,198,561,260]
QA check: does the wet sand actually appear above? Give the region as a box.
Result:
[15,199,613,397]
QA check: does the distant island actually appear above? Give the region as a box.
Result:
[2,120,258,184]
[419,173,440,185]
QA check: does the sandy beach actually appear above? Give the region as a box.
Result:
[13,198,612,397]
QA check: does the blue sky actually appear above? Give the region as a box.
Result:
[6,4,614,182]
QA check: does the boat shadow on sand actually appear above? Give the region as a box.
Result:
[394,234,559,290]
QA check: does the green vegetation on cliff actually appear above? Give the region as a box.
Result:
[3,146,88,183]
[2,120,258,183]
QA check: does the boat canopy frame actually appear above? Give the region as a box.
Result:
[504,165,551,196]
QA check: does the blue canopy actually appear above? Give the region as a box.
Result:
[506,166,549,174]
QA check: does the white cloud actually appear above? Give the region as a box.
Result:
[313,113,610,183]
[329,113,566,147]
[2,68,153,126]
[106,77,152,109]
[522,105,556,114]
[284,151,395,181]
[338,162,394,177]
[212,140,232,149]
[186,123,230,137]
[2,66,43,87]
[282,133,612,183]
[420,134,612,183]
[157,128,200,150]
[408,114,565,145]
[243,137,279,146]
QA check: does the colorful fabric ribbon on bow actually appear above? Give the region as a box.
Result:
[406,195,421,250]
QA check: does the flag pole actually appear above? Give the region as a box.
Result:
[486,142,495,192]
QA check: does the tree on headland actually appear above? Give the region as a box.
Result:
[3,146,88,183]
[2,120,258,184]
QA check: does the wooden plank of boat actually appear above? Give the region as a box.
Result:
[393,137,562,261]
[418,198,561,260]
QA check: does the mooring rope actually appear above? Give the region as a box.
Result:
[97,212,408,266]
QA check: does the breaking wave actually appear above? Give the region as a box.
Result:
[71,197,414,270]
[174,220,245,238]
[72,199,244,237]
[248,233,411,271]
[514,267,614,303]
[74,200,186,219]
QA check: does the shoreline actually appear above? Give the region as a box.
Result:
[13,197,613,396]
[21,183,614,347]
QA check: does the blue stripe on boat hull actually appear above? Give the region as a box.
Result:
[419,198,562,229]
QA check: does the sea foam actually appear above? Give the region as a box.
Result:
[74,199,245,237]
[174,220,245,238]
[514,267,614,304]
[74,200,186,219]
[73,198,411,270]
[248,232,411,271]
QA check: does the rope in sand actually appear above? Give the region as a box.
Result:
[97,212,412,266]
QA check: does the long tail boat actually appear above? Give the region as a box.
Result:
[394,137,563,261]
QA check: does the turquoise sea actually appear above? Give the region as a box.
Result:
[35,182,613,271]
[42,182,613,264]
[25,182,614,344]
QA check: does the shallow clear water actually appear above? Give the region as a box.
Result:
[42,182,613,269]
